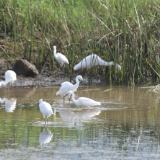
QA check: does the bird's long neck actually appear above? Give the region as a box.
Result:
[97,56,114,66]
[71,93,77,105]
[53,47,57,58]
[74,78,80,90]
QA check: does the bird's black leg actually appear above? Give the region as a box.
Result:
[63,97,65,106]
[69,95,71,104]
[47,117,49,126]
[6,83,9,90]
[10,83,12,90]
[43,117,46,126]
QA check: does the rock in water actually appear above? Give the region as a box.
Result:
[13,59,39,77]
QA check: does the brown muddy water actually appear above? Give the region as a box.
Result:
[0,85,160,160]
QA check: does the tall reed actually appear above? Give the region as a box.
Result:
[0,0,160,84]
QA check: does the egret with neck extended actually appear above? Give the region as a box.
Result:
[0,70,17,89]
[63,91,101,109]
[39,99,53,125]
[74,54,121,70]
[53,46,69,66]
[56,75,83,101]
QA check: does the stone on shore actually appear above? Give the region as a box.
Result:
[13,59,39,77]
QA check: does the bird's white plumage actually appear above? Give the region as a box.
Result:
[53,46,69,65]
[56,75,83,96]
[39,128,53,145]
[65,91,101,108]
[0,70,17,87]
[39,99,53,120]
[74,54,121,70]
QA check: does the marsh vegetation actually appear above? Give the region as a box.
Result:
[1,0,160,84]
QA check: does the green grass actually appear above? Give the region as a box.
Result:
[0,0,160,84]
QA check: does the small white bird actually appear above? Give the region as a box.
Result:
[63,91,101,108]
[39,127,53,145]
[0,70,17,89]
[53,46,69,66]
[56,75,83,100]
[39,99,53,125]
[74,54,121,70]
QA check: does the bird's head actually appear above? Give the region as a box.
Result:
[76,75,83,82]
[53,46,56,50]
[39,99,43,103]
[62,91,73,99]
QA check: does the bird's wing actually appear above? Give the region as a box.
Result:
[57,53,69,64]
[5,70,16,83]
[39,102,53,114]
[57,82,74,95]
[79,97,100,106]
[74,54,98,70]
[60,81,72,86]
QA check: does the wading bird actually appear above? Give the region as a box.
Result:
[53,46,69,66]
[63,91,101,109]
[56,75,83,101]
[74,54,121,70]
[39,99,53,125]
[0,70,17,89]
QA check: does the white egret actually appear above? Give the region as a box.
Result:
[53,46,69,66]
[0,70,17,89]
[63,91,101,108]
[0,98,17,112]
[39,127,53,145]
[39,99,53,125]
[56,75,83,101]
[74,54,121,70]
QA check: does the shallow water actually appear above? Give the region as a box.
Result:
[0,85,160,159]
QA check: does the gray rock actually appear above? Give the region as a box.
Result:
[13,59,39,77]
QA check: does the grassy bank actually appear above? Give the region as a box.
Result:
[0,0,160,85]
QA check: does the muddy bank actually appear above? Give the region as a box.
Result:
[0,58,103,87]
[0,73,102,88]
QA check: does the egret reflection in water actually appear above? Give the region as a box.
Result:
[39,127,53,145]
[0,97,17,112]
[58,108,101,128]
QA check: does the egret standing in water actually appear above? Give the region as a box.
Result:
[56,75,83,101]
[0,70,17,89]
[53,46,69,66]
[39,99,53,125]
[74,54,121,70]
[63,91,101,109]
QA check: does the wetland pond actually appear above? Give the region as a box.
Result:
[0,85,160,160]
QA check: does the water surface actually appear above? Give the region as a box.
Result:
[0,85,160,160]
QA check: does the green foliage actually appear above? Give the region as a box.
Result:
[1,0,160,84]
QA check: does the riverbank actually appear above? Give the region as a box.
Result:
[1,0,160,84]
